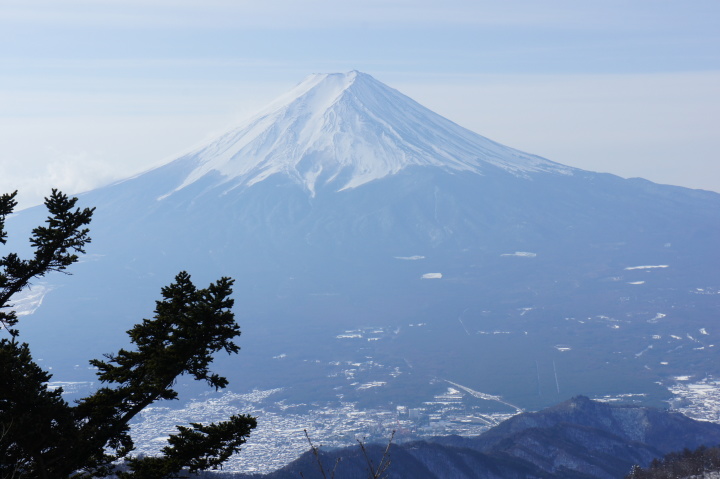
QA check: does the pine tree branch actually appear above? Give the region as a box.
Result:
[0,190,94,338]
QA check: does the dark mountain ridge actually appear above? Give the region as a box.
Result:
[219,397,720,479]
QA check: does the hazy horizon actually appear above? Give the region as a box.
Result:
[2,1,719,207]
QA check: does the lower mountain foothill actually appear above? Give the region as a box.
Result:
[194,396,720,479]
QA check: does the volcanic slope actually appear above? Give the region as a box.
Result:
[9,71,720,411]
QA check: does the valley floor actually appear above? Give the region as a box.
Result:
[125,377,720,474]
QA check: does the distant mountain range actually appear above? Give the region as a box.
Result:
[7,70,720,422]
[206,396,720,479]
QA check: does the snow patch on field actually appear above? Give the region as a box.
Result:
[594,393,647,403]
[625,265,669,270]
[647,313,666,323]
[45,381,93,395]
[422,273,442,279]
[669,379,720,422]
[357,381,386,390]
[0,283,52,317]
[635,345,653,357]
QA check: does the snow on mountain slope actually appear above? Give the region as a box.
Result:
[167,71,574,197]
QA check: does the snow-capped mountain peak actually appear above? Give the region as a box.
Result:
[169,71,573,197]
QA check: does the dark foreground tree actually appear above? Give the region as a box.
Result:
[0,190,256,478]
[626,444,720,478]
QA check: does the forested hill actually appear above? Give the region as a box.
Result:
[201,396,720,479]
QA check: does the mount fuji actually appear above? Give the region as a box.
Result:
[165,70,572,197]
[8,71,720,416]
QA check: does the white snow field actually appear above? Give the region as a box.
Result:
[161,71,574,199]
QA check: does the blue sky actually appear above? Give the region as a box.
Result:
[1,0,719,207]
